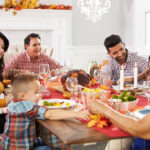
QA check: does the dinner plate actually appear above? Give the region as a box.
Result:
[133,109,150,119]
[38,99,76,109]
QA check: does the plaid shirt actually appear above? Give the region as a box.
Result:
[4,51,62,74]
[0,100,47,150]
[101,50,148,84]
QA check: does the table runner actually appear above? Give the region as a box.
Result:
[80,95,148,138]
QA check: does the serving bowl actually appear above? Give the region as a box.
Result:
[108,98,139,111]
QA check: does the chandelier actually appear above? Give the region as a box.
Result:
[78,0,111,23]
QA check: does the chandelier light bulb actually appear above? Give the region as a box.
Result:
[78,0,111,23]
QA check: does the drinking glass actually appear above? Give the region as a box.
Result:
[100,69,111,87]
[66,77,78,92]
[66,77,79,101]
[39,64,50,90]
[93,68,101,83]
[143,81,150,108]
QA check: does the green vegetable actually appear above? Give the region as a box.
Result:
[112,95,118,99]
[112,90,136,102]
[43,101,54,106]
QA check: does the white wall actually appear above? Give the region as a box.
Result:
[122,0,134,46]
[72,0,123,46]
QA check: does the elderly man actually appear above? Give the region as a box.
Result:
[4,33,62,74]
[101,34,147,85]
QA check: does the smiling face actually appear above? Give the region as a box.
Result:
[0,38,5,59]
[26,37,41,60]
[108,43,127,65]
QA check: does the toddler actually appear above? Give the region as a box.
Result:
[0,74,89,150]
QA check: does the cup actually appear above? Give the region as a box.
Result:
[99,90,111,103]
[81,91,96,109]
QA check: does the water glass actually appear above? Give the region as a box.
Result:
[143,81,150,108]
[93,68,101,83]
[99,69,111,88]
[39,64,50,94]
[65,77,78,92]
[81,91,96,109]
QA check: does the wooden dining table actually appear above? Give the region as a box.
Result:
[36,118,129,150]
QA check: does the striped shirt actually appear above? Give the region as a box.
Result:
[0,100,47,150]
[4,51,62,74]
[101,50,148,84]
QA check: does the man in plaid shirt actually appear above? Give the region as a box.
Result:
[4,33,62,74]
[101,34,148,85]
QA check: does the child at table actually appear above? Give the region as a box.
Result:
[0,74,89,150]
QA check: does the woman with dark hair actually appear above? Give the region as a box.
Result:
[0,32,9,81]
[0,32,9,134]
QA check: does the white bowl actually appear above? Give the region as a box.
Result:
[108,99,139,111]
[120,99,139,111]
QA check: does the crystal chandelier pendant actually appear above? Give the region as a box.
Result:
[78,0,111,23]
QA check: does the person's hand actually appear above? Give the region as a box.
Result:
[74,111,90,121]
[117,76,133,85]
[88,100,107,115]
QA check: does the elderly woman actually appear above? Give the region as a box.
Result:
[0,32,9,81]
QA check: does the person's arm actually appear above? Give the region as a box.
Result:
[88,100,150,139]
[44,109,90,121]
[48,56,63,70]
[137,70,146,81]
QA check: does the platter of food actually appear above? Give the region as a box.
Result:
[38,99,76,109]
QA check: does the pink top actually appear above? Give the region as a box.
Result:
[4,51,62,74]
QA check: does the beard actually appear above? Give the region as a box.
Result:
[115,52,127,64]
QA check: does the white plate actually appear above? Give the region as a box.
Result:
[38,99,76,109]
[133,109,150,119]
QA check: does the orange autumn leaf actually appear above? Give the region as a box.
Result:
[87,120,97,127]
[90,114,101,121]
[97,120,108,128]
[100,85,108,90]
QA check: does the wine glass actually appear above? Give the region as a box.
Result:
[66,77,78,92]
[66,77,79,101]
[143,81,150,108]
[39,64,50,91]
[93,68,101,83]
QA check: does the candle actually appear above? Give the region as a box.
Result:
[134,62,138,88]
[120,65,124,90]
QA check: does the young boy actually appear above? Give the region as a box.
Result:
[0,74,89,150]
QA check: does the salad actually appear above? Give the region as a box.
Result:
[112,90,136,102]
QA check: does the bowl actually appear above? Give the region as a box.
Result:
[108,99,139,111]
